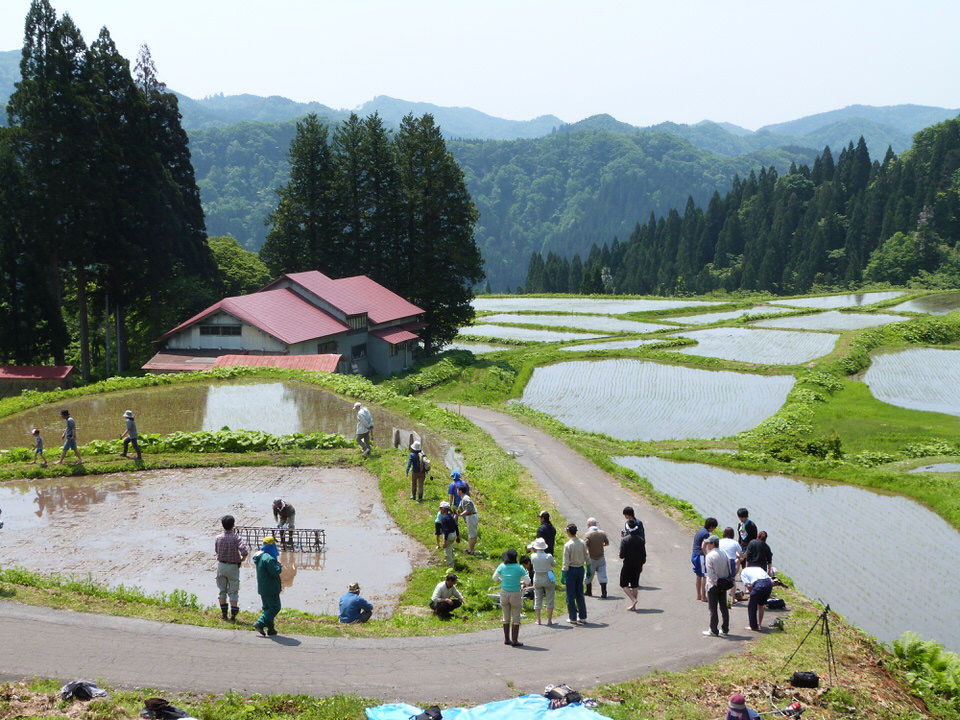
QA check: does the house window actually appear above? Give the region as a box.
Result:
[347,314,367,331]
[199,325,241,336]
[351,343,367,359]
[317,341,337,354]
[389,343,400,357]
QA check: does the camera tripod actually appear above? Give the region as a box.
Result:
[779,603,837,684]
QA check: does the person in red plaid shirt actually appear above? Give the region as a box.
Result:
[215,514,248,621]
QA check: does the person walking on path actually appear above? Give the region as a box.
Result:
[583,517,610,598]
[493,548,528,646]
[457,485,479,554]
[537,511,557,556]
[529,537,556,625]
[55,409,82,465]
[619,518,646,611]
[214,514,249,621]
[703,534,732,637]
[118,410,142,461]
[339,582,373,623]
[272,498,296,547]
[740,565,773,632]
[406,441,426,501]
[438,501,459,567]
[430,573,465,618]
[561,523,588,625]
[29,428,47,467]
[354,402,374,457]
[692,517,718,602]
[252,536,282,636]
[622,505,645,540]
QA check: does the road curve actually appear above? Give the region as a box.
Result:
[0,405,745,705]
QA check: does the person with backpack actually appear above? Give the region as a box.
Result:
[447,469,469,508]
[703,534,733,637]
[406,440,427,501]
[619,518,646,611]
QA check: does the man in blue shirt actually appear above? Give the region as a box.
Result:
[447,470,470,508]
[339,582,373,623]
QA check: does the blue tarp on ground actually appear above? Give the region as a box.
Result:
[366,694,606,720]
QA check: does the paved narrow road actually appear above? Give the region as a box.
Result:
[0,406,745,705]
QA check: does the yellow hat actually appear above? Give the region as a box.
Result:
[263,536,276,544]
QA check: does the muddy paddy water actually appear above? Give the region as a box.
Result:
[614,455,960,653]
[0,381,437,457]
[0,466,431,618]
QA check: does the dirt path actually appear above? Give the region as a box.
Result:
[0,406,745,705]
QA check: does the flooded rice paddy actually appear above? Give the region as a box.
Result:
[863,347,960,416]
[771,291,905,309]
[519,359,794,440]
[613,455,960,652]
[473,297,714,314]
[0,381,437,455]
[908,463,960,473]
[668,306,793,324]
[0,466,431,618]
[888,292,960,315]
[672,327,838,365]
[753,311,906,332]
[479,313,666,334]
[459,324,604,343]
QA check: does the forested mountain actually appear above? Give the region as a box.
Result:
[525,118,960,297]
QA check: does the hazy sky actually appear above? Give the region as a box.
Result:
[1,0,957,130]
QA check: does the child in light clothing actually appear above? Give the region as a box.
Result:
[30,428,47,467]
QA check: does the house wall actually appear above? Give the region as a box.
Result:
[166,313,286,353]
[368,339,414,376]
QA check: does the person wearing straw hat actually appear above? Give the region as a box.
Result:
[406,440,426,501]
[354,402,374,457]
[253,536,282,636]
[118,410,142,461]
[529,536,556,625]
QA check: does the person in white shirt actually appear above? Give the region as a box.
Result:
[740,565,773,631]
[354,402,374,457]
[716,526,743,606]
[429,573,465,618]
[703,535,732,637]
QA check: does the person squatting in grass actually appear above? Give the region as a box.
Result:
[492,548,528,646]
[253,536,282,636]
[430,573,465,618]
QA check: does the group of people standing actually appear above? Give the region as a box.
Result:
[692,508,775,637]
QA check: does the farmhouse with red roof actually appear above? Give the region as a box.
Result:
[143,271,423,376]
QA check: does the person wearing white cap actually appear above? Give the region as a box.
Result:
[354,402,374,457]
[583,517,610,598]
[119,410,142,462]
[406,440,426,501]
[529,537,556,625]
[437,501,460,566]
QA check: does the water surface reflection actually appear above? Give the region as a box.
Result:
[614,455,960,652]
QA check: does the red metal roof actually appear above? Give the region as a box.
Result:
[279,271,424,324]
[369,327,419,344]
[142,352,220,372]
[0,365,74,380]
[213,354,341,373]
[160,288,349,344]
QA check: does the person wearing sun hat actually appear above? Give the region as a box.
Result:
[354,402,374,457]
[447,469,470,508]
[118,410,142,461]
[726,693,759,720]
[406,440,426,501]
[529,536,556,625]
[253,535,283,636]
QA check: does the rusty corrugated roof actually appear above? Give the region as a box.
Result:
[213,354,341,373]
[0,365,75,380]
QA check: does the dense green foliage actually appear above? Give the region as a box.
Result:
[893,632,960,716]
[525,118,960,296]
[261,112,484,350]
[1,3,217,376]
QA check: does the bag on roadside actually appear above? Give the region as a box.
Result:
[767,597,786,609]
[410,705,442,720]
[790,671,820,688]
[545,684,582,709]
[61,681,108,701]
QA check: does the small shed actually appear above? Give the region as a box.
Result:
[0,366,75,398]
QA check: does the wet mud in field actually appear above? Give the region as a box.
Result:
[0,466,432,618]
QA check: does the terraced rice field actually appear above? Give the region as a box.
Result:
[458,324,604,343]
[480,313,665,333]
[519,359,794,440]
[559,338,661,352]
[473,297,714,314]
[672,327,838,365]
[863,347,960,416]
[772,290,905,308]
[612,455,960,652]
[888,292,960,315]
[667,306,792,324]
[753,311,906,331]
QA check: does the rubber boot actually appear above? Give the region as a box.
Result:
[502,623,511,645]
[600,583,608,598]
[511,623,523,647]
[230,605,239,622]
[585,583,592,596]
[220,603,229,620]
